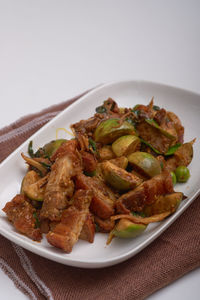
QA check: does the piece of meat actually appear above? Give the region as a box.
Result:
[75,174,115,219]
[137,121,173,154]
[98,145,116,161]
[116,171,174,213]
[3,194,42,241]
[46,190,92,253]
[135,104,155,120]
[103,98,120,114]
[81,151,97,173]
[154,109,167,125]
[143,192,183,216]
[167,111,184,143]
[39,218,50,234]
[50,139,78,161]
[71,116,103,137]
[94,216,115,233]
[79,213,95,243]
[40,140,82,221]
[165,141,194,172]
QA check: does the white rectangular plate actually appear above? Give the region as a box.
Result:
[0,80,199,268]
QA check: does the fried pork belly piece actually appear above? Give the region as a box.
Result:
[40,140,82,221]
[137,121,174,154]
[167,111,184,143]
[76,173,115,219]
[81,151,97,173]
[46,190,92,253]
[79,213,95,243]
[116,171,174,213]
[134,103,155,120]
[50,139,79,161]
[71,116,103,137]
[94,216,115,233]
[165,141,194,172]
[71,99,122,137]
[3,194,42,241]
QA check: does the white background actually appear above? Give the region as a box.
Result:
[0,0,199,299]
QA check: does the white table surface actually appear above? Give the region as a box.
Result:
[0,0,199,299]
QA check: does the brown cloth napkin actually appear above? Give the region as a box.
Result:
[0,92,199,300]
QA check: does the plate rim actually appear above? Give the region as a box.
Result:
[0,79,199,268]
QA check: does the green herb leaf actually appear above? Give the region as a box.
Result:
[95,105,107,114]
[145,119,176,140]
[33,212,40,228]
[140,138,162,154]
[28,141,35,158]
[84,170,96,177]
[145,118,159,127]
[132,104,140,111]
[131,211,146,217]
[89,138,97,152]
[132,109,141,117]
[153,105,160,111]
[125,117,136,127]
[165,143,181,156]
[40,162,52,171]
[95,223,100,232]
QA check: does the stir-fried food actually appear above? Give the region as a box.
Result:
[3,98,194,252]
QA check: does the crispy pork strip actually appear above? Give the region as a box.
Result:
[3,194,42,241]
[75,174,115,219]
[46,190,92,253]
[79,213,95,243]
[40,140,82,221]
[116,171,174,213]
